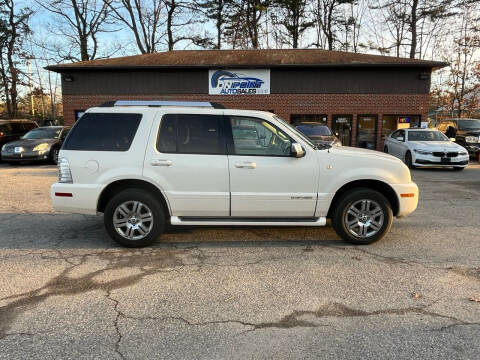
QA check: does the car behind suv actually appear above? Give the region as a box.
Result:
[0,119,37,161]
[51,101,418,247]
[437,118,480,157]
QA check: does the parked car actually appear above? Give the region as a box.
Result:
[294,122,342,147]
[437,118,480,157]
[1,126,71,165]
[51,100,418,247]
[0,119,37,162]
[384,128,469,170]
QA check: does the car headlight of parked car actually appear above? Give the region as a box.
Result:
[459,151,469,156]
[413,149,432,155]
[465,136,480,143]
[1,144,6,151]
[33,143,49,152]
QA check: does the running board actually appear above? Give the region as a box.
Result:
[170,216,326,227]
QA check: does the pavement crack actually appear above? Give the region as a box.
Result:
[105,289,126,360]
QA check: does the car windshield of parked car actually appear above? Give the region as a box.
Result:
[273,116,315,149]
[458,119,480,130]
[22,128,61,139]
[296,124,332,136]
[408,131,448,142]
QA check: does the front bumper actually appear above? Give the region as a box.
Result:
[413,153,469,167]
[390,182,419,218]
[1,150,49,161]
[51,183,104,215]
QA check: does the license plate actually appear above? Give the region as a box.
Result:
[14,147,23,153]
[441,157,451,164]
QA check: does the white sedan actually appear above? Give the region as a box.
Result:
[384,128,469,171]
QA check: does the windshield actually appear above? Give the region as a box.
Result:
[22,128,61,140]
[408,130,448,142]
[458,119,480,130]
[296,124,332,136]
[273,115,315,149]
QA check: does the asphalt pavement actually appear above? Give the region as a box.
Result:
[0,162,479,359]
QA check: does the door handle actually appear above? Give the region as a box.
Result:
[235,161,256,169]
[150,159,172,166]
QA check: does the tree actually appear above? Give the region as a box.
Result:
[35,0,114,61]
[271,0,313,48]
[196,0,234,49]
[107,0,165,54]
[0,0,33,118]
[370,0,455,59]
[312,0,355,50]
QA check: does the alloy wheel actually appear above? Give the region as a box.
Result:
[113,201,154,240]
[344,199,384,238]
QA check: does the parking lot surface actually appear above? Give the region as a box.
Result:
[0,162,479,359]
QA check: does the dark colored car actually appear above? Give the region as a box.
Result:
[1,126,71,165]
[0,119,38,161]
[294,122,342,147]
[437,118,480,157]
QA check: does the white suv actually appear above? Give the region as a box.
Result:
[51,101,418,247]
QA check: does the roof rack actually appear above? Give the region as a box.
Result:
[99,100,226,109]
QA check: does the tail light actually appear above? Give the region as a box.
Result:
[58,157,73,183]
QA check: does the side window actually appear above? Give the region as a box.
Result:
[229,116,292,156]
[11,123,24,134]
[390,130,400,139]
[157,114,225,155]
[63,113,142,151]
[0,123,13,136]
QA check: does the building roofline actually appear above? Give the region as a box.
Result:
[45,49,448,73]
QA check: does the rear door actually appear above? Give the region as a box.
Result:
[226,115,319,217]
[143,112,230,217]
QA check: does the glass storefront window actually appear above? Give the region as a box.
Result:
[357,115,377,150]
[333,115,352,146]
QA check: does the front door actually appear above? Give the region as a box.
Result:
[333,115,352,146]
[226,115,319,217]
[144,112,230,217]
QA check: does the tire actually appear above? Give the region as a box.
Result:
[405,151,415,169]
[453,166,465,171]
[383,146,388,153]
[50,147,59,165]
[332,188,393,245]
[104,188,166,247]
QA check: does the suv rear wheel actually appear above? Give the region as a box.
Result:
[332,188,393,245]
[104,189,165,247]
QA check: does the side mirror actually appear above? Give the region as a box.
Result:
[291,143,306,158]
[450,138,456,142]
[396,136,404,142]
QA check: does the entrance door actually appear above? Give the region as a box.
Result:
[333,115,352,146]
[357,115,378,150]
[226,115,319,217]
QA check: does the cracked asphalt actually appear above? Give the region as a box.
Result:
[0,162,479,359]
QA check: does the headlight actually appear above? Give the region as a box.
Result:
[414,149,432,155]
[33,143,49,151]
[1,144,6,151]
[459,151,468,156]
[465,136,479,143]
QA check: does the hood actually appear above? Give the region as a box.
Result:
[458,129,480,136]
[316,146,412,184]
[410,141,463,151]
[4,138,58,149]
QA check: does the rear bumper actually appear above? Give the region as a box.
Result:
[50,183,103,215]
[390,182,419,218]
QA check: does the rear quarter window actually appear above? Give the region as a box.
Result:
[63,113,142,151]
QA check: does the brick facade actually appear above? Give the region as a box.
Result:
[64,93,429,151]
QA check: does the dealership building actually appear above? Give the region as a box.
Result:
[47,49,446,151]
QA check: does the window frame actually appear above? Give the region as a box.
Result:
[224,115,295,157]
[156,113,227,156]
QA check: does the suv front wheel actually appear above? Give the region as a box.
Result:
[104,189,165,247]
[332,188,393,245]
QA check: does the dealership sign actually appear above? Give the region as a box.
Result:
[209,69,270,95]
